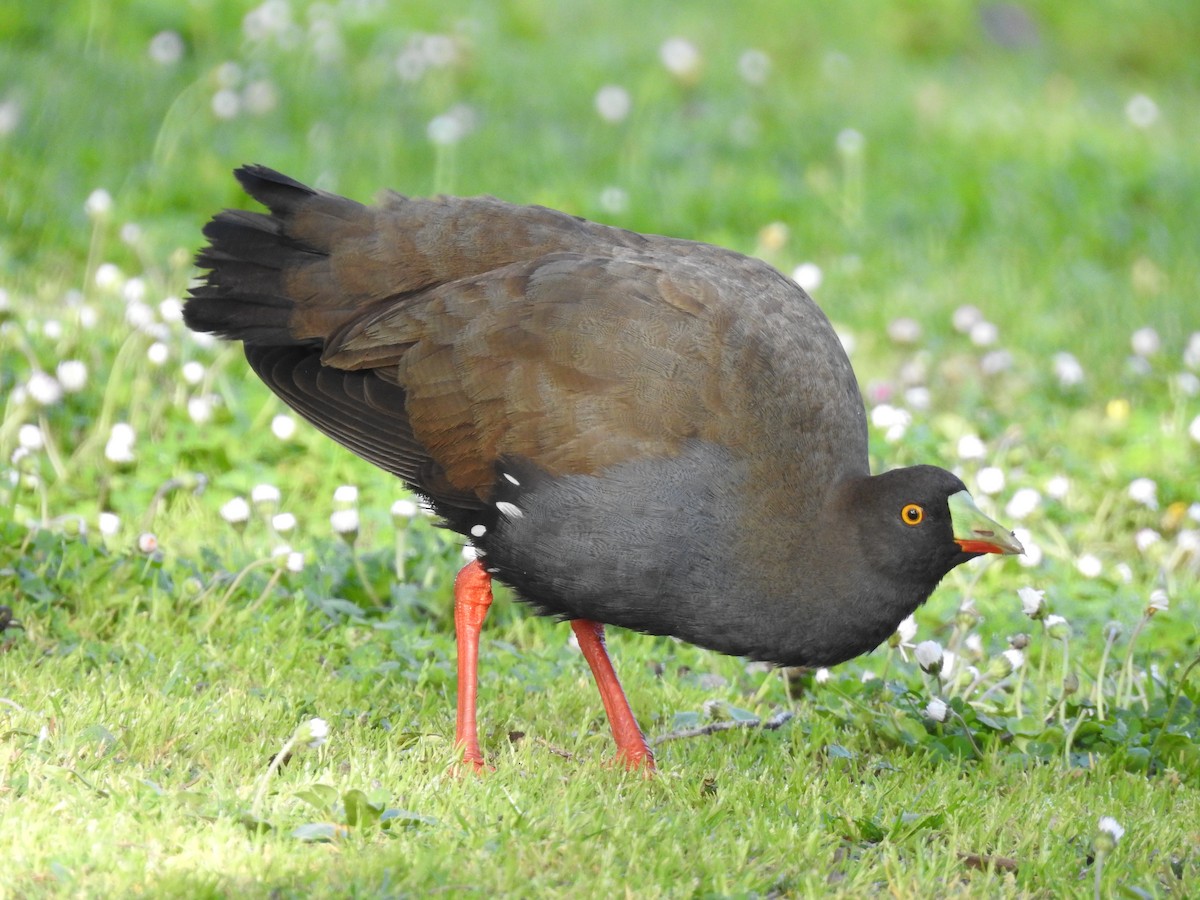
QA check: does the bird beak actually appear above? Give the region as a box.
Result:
[948,490,1024,556]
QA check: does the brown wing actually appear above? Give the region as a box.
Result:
[319,251,736,498]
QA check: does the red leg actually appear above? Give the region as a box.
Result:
[454,559,494,770]
[570,619,655,772]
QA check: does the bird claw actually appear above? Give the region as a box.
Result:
[450,752,495,777]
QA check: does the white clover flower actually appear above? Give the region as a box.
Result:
[1127,477,1158,510]
[94,262,123,291]
[1005,488,1041,520]
[594,85,631,123]
[42,319,62,340]
[870,404,910,442]
[956,434,987,461]
[836,128,864,156]
[904,386,931,410]
[915,640,944,675]
[791,262,822,293]
[105,423,136,464]
[220,496,251,525]
[975,466,1005,495]
[598,186,628,215]
[814,667,831,684]
[427,111,467,145]
[17,423,44,451]
[149,29,185,65]
[158,296,183,323]
[1045,475,1070,499]
[1134,528,1160,554]
[147,342,170,366]
[1131,326,1161,357]
[330,508,359,536]
[187,396,213,424]
[252,483,281,509]
[660,37,701,81]
[1018,586,1046,618]
[969,320,998,347]
[271,414,296,440]
[98,511,121,536]
[1052,351,1084,388]
[272,512,296,534]
[981,349,1012,375]
[887,317,921,344]
[1044,614,1070,640]
[285,550,305,573]
[138,532,159,554]
[0,99,19,136]
[420,34,457,67]
[212,88,241,119]
[1125,92,1158,128]
[333,484,358,506]
[987,648,1021,679]
[298,717,328,749]
[737,49,770,85]
[56,360,88,392]
[26,371,63,406]
[1173,373,1199,397]
[925,697,949,722]
[1147,587,1169,614]
[940,650,958,679]
[895,614,918,644]
[243,79,279,115]
[391,499,418,521]
[122,277,146,305]
[181,361,205,385]
[1098,816,1125,843]
[1184,332,1200,370]
[1076,553,1102,578]
[952,304,983,333]
[85,188,113,219]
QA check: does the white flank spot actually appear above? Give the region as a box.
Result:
[470,524,487,537]
[503,473,520,486]
[496,501,523,519]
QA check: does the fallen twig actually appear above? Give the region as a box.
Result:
[652,710,793,746]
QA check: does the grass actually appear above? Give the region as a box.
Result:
[2,0,1200,896]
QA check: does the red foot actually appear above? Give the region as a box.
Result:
[571,619,656,774]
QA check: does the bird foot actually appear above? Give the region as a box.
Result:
[611,748,656,777]
[450,751,496,777]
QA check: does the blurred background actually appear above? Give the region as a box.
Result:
[2,0,1197,366]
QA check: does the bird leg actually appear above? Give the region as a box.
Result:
[453,559,494,770]
[570,619,655,772]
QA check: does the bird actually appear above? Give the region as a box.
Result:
[184,165,1022,772]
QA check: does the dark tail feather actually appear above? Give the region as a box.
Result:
[183,165,355,346]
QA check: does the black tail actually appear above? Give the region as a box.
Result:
[183,166,354,346]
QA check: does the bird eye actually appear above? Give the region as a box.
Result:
[901,503,924,525]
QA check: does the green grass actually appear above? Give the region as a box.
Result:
[2,1,1200,896]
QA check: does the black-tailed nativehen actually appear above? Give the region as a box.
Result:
[184,166,1022,772]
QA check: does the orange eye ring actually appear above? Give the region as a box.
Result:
[901,503,924,525]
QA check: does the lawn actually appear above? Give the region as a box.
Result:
[2,1,1199,896]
